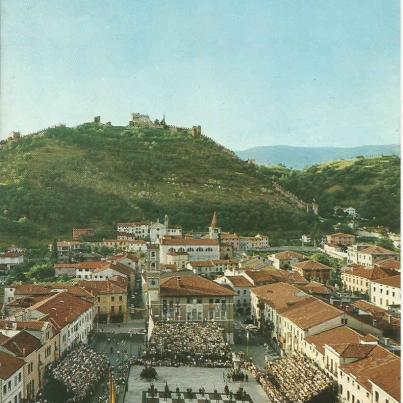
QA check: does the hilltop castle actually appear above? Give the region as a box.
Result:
[127,112,202,137]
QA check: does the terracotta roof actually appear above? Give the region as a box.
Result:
[188,261,214,267]
[374,258,400,271]
[245,268,307,286]
[297,282,332,295]
[29,292,92,331]
[338,343,376,358]
[12,284,51,295]
[78,280,126,295]
[160,238,219,246]
[0,351,24,380]
[352,300,387,316]
[292,260,332,271]
[282,297,343,330]
[0,320,48,332]
[227,276,253,288]
[0,252,23,258]
[305,326,363,355]
[252,282,308,312]
[1,330,42,357]
[77,261,110,270]
[54,263,79,270]
[343,265,395,281]
[341,345,399,399]
[160,275,236,297]
[360,245,398,255]
[109,262,133,277]
[272,251,307,260]
[369,359,400,401]
[372,274,400,288]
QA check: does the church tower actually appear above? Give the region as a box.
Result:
[164,214,169,229]
[209,211,221,240]
[146,246,160,308]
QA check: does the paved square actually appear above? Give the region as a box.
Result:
[125,366,269,402]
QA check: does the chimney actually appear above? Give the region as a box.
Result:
[176,276,181,287]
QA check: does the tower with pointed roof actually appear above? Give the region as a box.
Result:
[209,211,221,240]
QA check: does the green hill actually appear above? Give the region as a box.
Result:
[0,123,316,246]
[269,156,400,231]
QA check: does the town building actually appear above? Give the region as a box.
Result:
[187,259,238,278]
[0,352,24,403]
[49,241,85,255]
[326,233,356,247]
[149,215,182,243]
[215,275,253,314]
[251,282,344,354]
[291,260,332,283]
[268,251,307,269]
[0,252,24,272]
[369,275,401,310]
[116,221,150,239]
[24,292,94,355]
[78,280,127,323]
[144,269,235,343]
[336,344,399,403]
[100,239,148,253]
[341,265,396,295]
[347,245,399,267]
[239,234,269,251]
[159,238,220,264]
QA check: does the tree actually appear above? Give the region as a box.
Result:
[51,239,58,262]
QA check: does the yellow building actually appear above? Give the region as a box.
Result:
[79,280,128,323]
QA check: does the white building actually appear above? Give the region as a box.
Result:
[0,352,24,403]
[215,275,253,313]
[251,283,343,354]
[159,238,220,264]
[0,252,24,271]
[347,245,399,267]
[117,221,150,239]
[149,215,182,243]
[239,234,269,251]
[26,292,94,355]
[369,275,400,310]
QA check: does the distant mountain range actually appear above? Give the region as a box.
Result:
[236,145,400,169]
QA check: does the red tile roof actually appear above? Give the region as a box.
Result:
[0,351,24,380]
[292,260,332,271]
[1,330,42,357]
[29,292,93,332]
[273,251,307,260]
[78,280,126,295]
[360,246,398,255]
[372,274,400,288]
[160,275,236,297]
[227,276,253,288]
[305,326,364,355]
[343,265,396,281]
[374,258,400,271]
[12,284,51,295]
[282,297,343,330]
[252,282,309,312]
[341,345,399,399]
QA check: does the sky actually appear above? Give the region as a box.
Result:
[0,0,400,150]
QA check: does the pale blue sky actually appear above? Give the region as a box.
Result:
[0,0,400,149]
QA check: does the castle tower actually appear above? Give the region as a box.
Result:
[209,211,221,240]
[164,214,169,229]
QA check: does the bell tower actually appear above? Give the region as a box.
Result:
[209,211,221,240]
[146,246,160,306]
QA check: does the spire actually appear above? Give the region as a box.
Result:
[210,211,219,228]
